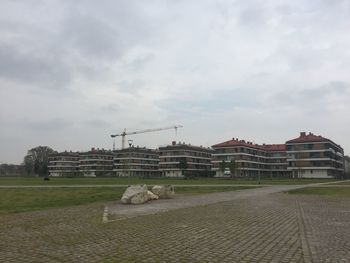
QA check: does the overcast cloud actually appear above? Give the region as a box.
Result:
[1,0,350,163]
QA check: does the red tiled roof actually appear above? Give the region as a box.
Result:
[212,138,286,152]
[286,132,343,150]
[261,144,286,152]
[212,138,264,151]
[286,133,329,144]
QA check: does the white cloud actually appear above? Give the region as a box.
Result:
[1,0,350,163]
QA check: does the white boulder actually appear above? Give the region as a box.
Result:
[151,185,175,199]
[147,190,159,200]
[121,184,149,204]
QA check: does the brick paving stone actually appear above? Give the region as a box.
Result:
[295,196,350,263]
[0,188,349,262]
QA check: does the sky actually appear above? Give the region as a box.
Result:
[1,0,350,164]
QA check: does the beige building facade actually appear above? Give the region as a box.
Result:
[113,147,160,178]
[48,152,80,177]
[212,139,290,178]
[49,149,114,177]
[286,132,344,179]
[159,142,213,178]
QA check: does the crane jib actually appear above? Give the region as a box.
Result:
[110,125,183,150]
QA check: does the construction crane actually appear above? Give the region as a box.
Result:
[111,125,183,150]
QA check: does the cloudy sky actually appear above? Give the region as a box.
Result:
[1,0,350,164]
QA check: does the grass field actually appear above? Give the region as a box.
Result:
[0,187,123,214]
[0,177,343,215]
[288,187,350,198]
[0,177,339,186]
[0,186,256,214]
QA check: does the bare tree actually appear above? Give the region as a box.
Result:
[23,146,55,176]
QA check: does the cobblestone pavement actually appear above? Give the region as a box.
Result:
[105,185,302,221]
[296,196,350,262]
[0,187,349,262]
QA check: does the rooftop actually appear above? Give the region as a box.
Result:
[212,138,264,151]
[261,144,286,152]
[212,138,285,152]
[286,132,342,150]
[159,141,213,152]
[113,146,158,154]
[49,151,79,157]
[79,148,114,155]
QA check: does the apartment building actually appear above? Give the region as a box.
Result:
[113,147,160,177]
[79,148,114,177]
[47,132,345,179]
[159,141,213,177]
[286,132,344,178]
[344,156,350,178]
[48,151,80,177]
[263,144,290,177]
[212,138,285,177]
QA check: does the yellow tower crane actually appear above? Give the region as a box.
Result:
[110,125,183,150]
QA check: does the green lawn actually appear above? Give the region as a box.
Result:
[0,177,338,186]
[0,186,256,215]
[0,188,124,214]
[287,187,350,198]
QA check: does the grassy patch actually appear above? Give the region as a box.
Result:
[0,187,125,214]
[287,187,350,198]
[0,185,257,215]
[328,180,350,185]
[0,177,338,186]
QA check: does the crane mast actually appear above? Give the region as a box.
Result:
[111,125,183,150]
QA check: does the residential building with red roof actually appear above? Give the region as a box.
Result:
[212,132,345,179]
[48,132,345,179]
[262,144,289,177]
[211,138,290,178]
[286,132,344,178]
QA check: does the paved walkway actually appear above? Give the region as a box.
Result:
[105,185,304,221]
[0,184,349,262]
